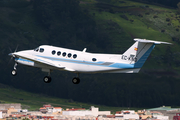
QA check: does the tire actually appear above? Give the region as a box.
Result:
[12,69,17,76]
[72,77,80,84]
[43,76,52,83]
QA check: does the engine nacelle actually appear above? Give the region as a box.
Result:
[15,58,34,66]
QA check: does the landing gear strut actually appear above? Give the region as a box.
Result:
[11,62,18,76]
[72,73,80,84]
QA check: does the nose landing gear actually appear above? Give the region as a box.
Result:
[11,62,18,76]
[12,69,17,76]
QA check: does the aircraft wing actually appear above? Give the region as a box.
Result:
[14,53,65,69]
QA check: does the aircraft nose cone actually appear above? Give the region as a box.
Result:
[8,53,13,56]
[8,53,15,57]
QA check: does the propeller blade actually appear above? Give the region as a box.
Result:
[8,57,13,65]
[14,45,19,52]
[9,47,12,53]
[8,45,18,65]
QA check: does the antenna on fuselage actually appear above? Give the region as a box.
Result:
[82,48,87,52]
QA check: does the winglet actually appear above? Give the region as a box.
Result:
[134,38,172,45]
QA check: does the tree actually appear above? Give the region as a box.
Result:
[177,2,180,14]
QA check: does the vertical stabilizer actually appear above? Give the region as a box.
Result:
[122,38,171,69]
[134,42,155,68]
[122,41,138,62]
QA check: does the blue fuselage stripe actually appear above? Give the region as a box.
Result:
[15,58,34,63]
[134,44,155,68]
[36,55,135,69]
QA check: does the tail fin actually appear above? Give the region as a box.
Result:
[122,38,171,69]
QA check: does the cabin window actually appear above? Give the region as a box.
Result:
[92,58,97,62]
[39,48,44,53]
[62,52,66,57]
[68,53,72,58]
[52,50,56,55]
[57,51,61,56]
[73,54,77,59]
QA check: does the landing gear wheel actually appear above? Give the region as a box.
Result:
[11,69,17,76]
[72,77,80,84]
[43,76,52,83]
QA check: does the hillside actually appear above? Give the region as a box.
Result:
[0,0,180,108]
[80,0,180,76]
[0,83,137,112]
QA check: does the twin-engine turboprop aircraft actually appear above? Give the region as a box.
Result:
[8,38,171,84]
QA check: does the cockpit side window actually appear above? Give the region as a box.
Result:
[34,47,39,52]
[39,48,44,53]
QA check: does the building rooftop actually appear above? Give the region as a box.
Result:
[67,108,86,111]
[54,107,62,109]
[147,106,179,111]
[39,107,46,110]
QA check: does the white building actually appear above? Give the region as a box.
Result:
[52,107,62,113]
[0,111,2,119]
[17,109,28,112]
[63,110,92,116]
[151,111,169,120]
[115,110,139,120]
[63,106,110,117]
[46,107,62,113]
[39,105,62,113]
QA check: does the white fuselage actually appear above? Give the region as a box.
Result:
[14,45,139,73]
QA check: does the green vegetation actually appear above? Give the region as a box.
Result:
[0,83,139,112]
[178,2,180,13]
[80,0,180,71]
[129,0,179,8]
[0,0,180,109]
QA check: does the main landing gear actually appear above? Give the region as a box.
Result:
[43,73,80,84]
[43,76,80,84]
[72,73,80,84]
[72,77,80,84]
[43,76,52,83]
[43,70,52,83]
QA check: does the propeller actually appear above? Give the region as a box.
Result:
[8,45,19,64]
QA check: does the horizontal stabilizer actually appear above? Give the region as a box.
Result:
[134,38,172,45]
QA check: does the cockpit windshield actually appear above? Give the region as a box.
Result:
[34,47,39,52]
